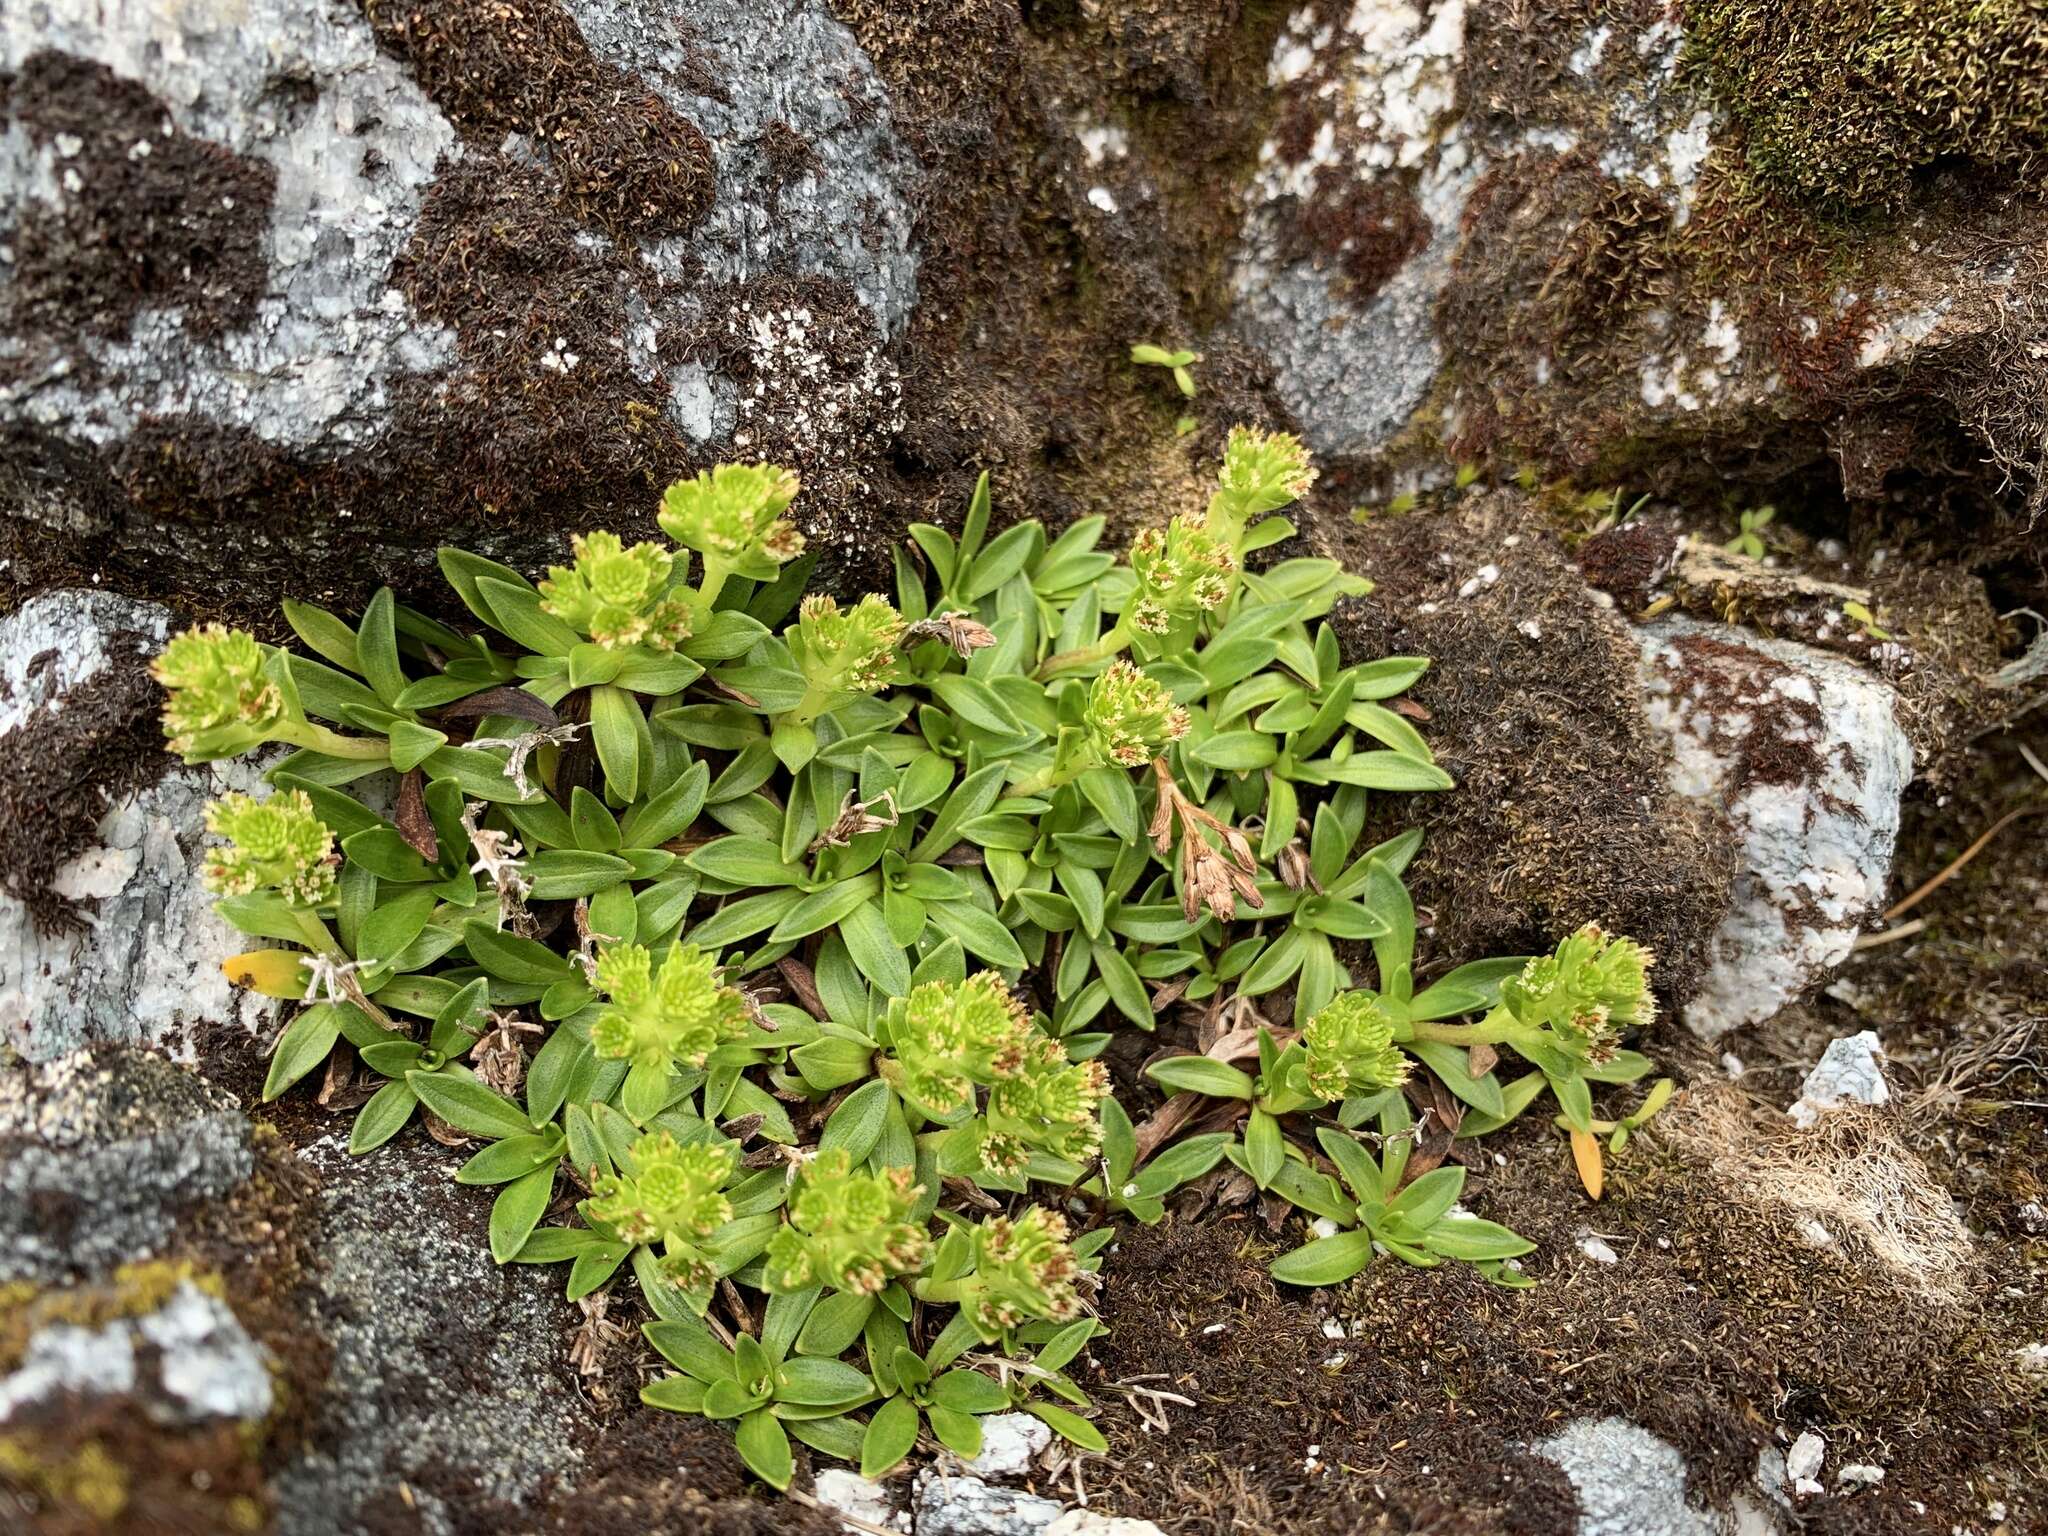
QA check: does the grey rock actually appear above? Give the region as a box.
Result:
[0,1279,272,1426]
[139,1279,276,1422]
[1637,618,1913,1037]
[1,0,461,451]
[566,0,920,337]
[271,1134,591,1536]
[959,1412,1054,1479]
[914,1468,1064,1536]
[1043,1516,1168,1536]
[0,590,281,1061]
[1787,1032,1891,1129]
[1232,0,1474,461]
[3,0,920,554]
[815,1468,910,1533]
[0,1047,255,1284]
[1531,1418,1725,1536]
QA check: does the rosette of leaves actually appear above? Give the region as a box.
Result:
[1263,1114,1535,1289]
[641,1293,874,1491]
[853,1310,1107,1476]
[172,437,1669,1504]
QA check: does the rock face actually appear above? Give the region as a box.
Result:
[0,0,920,596]
[1230,1,2048,539]
[0,590,278,1062]
[1638,618,1913,1037]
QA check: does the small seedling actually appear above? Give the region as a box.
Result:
[1726,504,1776,559]
[1130,342,1200,398]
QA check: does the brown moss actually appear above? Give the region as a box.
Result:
[0,641,166,934]
[358,0,713,239]
[1,51,276,343]
[1312,489,1735,1006]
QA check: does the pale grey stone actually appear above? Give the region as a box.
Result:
[1787,1033,1890,1128]
[1637,619,1913,1037]
[914,1469,1064,1536]
[1532,1418,1725,1536]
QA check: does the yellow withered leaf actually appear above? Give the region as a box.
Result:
[223,949,309,999]
[1570,1129,1605,1201]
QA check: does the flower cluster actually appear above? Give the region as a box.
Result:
[883,972,1033,1114]
[1298,991,1410,1102]
[657,463,805,577]
[1502,924,1656,1059]
[1128,514,1237,635]
[789,594,905,702]
[538,531,693,651]
[762,1149,929,1295]
[1209,426,1315,534]
[980,1034,1109,1171]
[590,942,750,1070]
[587,1132,736,1287]
[956,1207,1084,1343]
[1083,660,1189,768]
[201,790,337,907]
[151,625,285,763]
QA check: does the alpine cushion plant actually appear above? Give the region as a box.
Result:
[167,436,1670,1497]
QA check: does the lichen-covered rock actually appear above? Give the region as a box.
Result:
[1230,1,2048,535]
[913,1469,1064,1536]
[1787,1031,1891,1129]
[0,1048,254,1285]
[1637,618,1913,1037]
[0,1279,272,1426]
[0,0,921,597]
[271,1134,593,1536]
[0,590,278,1062]
[1529,1418,1736,1536]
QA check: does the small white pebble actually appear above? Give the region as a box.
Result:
[1797,1218,1833,1247]
[1720,1052,1745,1079]
[1839,1465,1885,1488]
[1087,185,1118,213]
[1320,1319,1346,1339]
[1457,564,1501,598]
[1579,1235,1619,1265]
[1201,1322,1226,1336]
[1517,619,1543,640]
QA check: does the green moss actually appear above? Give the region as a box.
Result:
[1688,0,2048,210]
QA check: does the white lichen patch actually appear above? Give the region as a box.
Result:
[725,300,905,487]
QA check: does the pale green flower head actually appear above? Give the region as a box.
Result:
[789,593,905,697]
[762,1148,929,1295]
[980,1035,1108,1171]
[151,625,285,763]
[959,1206,1083,1343]
[1083,659,1189,768]
[657,463,805,577]
[1210,426,1316,534]
[1503,924,1656,1057]
[587,1131,736,1286]
[538,531,692,651]
[589,941,749,1071]
[1128,514,1238,635]
[202,790,336,907]
[885,972,1032,1114]
[1299,990,1411,1103]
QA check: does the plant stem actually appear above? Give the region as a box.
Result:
[1399,1004,1521,1048]
[291,908,340,955]
[276,721,391,761]
[693,556,732,619]
[1035,621,1130,681]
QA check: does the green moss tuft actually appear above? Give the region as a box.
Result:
[1688,0,2048,210]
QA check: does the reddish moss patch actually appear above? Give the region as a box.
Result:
[1,51,275,342]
